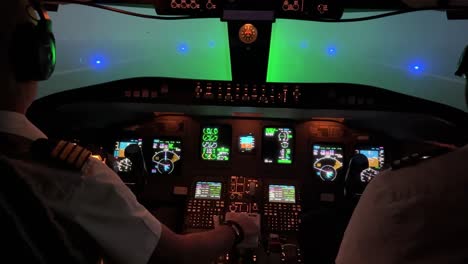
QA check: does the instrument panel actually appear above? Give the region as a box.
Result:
[97,118,392,184]
[73,116,396,263]
[85,116,393,206]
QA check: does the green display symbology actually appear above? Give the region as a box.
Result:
[278,149,292,164]
[201,126,230,161]
[265,128,277,136]
[263,127,293,164]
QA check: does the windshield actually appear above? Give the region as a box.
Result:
[39,5,468,112]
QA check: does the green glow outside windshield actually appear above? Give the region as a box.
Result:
[39,5,231,98]
[39,7,468,112]
[268,14,468,112]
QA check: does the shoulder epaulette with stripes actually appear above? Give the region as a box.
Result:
[31,139,92,170]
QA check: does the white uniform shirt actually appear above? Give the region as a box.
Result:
[0,111,162,264]
[336,144,468,264]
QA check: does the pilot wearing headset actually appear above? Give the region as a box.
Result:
[0,1,259,263]
[336,47,468,263]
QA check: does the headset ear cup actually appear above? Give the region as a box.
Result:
[10,21,56,82]
[37,27,56,80]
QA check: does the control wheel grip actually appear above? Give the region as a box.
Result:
[225,212,260,248]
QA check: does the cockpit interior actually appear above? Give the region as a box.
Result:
[7,0,468,263]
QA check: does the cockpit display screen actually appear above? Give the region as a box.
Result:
[151,138,182,175]
[113,139,143,172]
[268,185,296,203]
[313,144,344,182]
[194,182,222,200]
[262,127,294,164]
[239,134,256,153]
[356,146,385,183]
[201,125,231,161]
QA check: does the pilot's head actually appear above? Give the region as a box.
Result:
[455,45,468,108]
[0,0,46,113]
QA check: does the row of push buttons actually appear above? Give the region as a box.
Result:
[264,203,302,232]
[186,199,225,229]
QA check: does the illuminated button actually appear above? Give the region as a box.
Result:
[142,89,149,98]
[124,90,131,98]
[129,89,140,98]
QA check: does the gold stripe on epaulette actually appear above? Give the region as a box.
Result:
[59,142,76,161]
[75,149,92,169]
[51,140,67,158]
[67,144,84,166]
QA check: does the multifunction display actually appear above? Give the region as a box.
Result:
[201,125,231,161]
[263,127,294,164]
[268,185,296,203]
[151,138,182,175]
[113,139,143,172]
[239,134,256,153]
[313,144,344,182]
[356,146,385,183]
[194,181,222,200]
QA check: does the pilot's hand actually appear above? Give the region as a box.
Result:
[226,213,260,241]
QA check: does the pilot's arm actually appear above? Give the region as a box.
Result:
[151,220,254,263]
[54,156,257,264]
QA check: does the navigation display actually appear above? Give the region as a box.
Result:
[263,127,294,164]
[113,139,143,172]
[239,134,256,153]
[356,146,385,183]
[268,185,296,203]
[194,182,222,200]
[201,125,231,161]
[313,144,344,181]
[151,138,182,175]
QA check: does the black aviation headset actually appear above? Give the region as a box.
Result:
[10,0,56,81]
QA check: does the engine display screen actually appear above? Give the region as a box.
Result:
[201,125,231,161]
[356,146,385,183]
[194,182,222,200]
[268,185,296,203]
[313,144,344,182]
[113,139,143,172]
[151,138,182,175]
[239,134,256,153]
[262,127,294,164]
